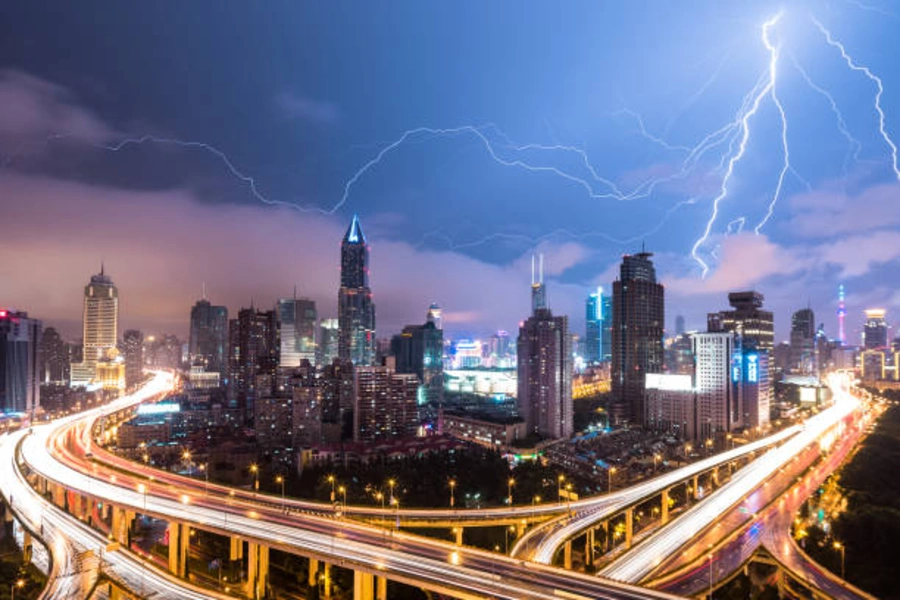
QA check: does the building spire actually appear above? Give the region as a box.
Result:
[344,213,366,244]
[202,282,208,301]
[100,261,105,277]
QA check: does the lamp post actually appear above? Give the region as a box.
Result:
[505,525,516,554]
[607,466,617,493]
[654,453,661,472]
[339,485,347,510]
[249,464,259,495]
[507,478,515,506]
[11,579,24,600]
[327,475,335,503]
[557,474,566,503]
[182,449,193,477]
[199,463,209,496]
[448,479,456,508]
[388,478,396,506]
[834,541,845,579]
[137,483,147,512]
[532,495,541,521]
[275,475,285,509]
[375,492,385,528]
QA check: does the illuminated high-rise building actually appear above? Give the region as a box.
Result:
[228,307,279,420]
[585,286,612,364]
[837,284,846,345]
[531,254,547,312]
[122,329,144,389]
[390,310,443,406]
[71,266,118,387]
[189,298,228,377]
[338,214,376,365]
[707,291,774,354]
[0,309,41,415]
[39,327,69,385]
[863,309,888,349]
[517,279,573,440]
[692,332,740,440]
[278,296,317,367]
[789,308,816,375]
[317,319,340,366]
[426,303,442,330]
[611,250,664,426]
[354,365,419,442]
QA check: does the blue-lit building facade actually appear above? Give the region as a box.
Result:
[338,214,376,366]
[585,286,611,364]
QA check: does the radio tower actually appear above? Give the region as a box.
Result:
[837,284,846,345]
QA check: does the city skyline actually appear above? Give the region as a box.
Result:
[4,3,900,342]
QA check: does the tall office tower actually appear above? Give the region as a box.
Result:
[707,291,774,354]
[189,298,228,376]
[530,254,547,312]
[863,309,888,349]
[39,327,69,385]
[692,332,740,440]
[338,214,376,366]
[228,307,279,420]
[517,280,573,440]
[354,366,419,442]
[70,266,118,387]
[390,313,444,406]
[427,303,442,329]
[601,294,612,362]
[740,347,770,430]
[789,308,817,375]
[278,297,318,367]
[317,319,340,366]
[837,284,846,345]
[611,250,665,426]
[0,309,42,415]
[122,329,144,389]
[585,288,603,364]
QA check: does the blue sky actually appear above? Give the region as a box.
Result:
[2,1,899,343]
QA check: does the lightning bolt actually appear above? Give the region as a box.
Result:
[691,12,785,277]
[789,51,864,181]
[813,17,900,180]
[754,13,790,234]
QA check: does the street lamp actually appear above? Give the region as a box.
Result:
[505,525,516,554]
[11,579,24,600]
[375,492,385,528]
[507,478,515,506]
[557,474,566,503]
[275,475,285,509]
[448,479,456,508]
[199,463,209,496]
[249,464,259,495]
[327,475,335,502]
[653,453,661,472]
[834,541,845,579]
[705,438,713,455]
[388,478,396,505]
[182,449,193,476]
[608,467,617,493]
[339,485,347,509]
[532,495,541,521]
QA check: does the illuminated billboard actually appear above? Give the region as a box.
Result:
[745,352,759,384]
[731,353,742,383]
[645,373,693,392]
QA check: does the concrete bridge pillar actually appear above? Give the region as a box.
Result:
[230,536,244,561]
[51,482,65,509]
[625,508,634,549]
[322,562,332,599]
[354,570,375,600]
[563,540,572,570]
[22,530,32,562]
[661,488,670,525]
[712,466,719,486]
[692,475,700,500]
[585,528,595,567]
[308,557,319,588]
[602,520,609,553]
[376,575,387,600]
[167,522,188,577]
[246,542,269,600]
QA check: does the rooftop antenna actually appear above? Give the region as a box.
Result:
[531,254,536,285]
[100,261,105,277]
[202,282,208,301]
[539,253,544,283]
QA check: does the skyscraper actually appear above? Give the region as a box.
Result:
[391,311,444,406]
[517,278,573,439]
[278,297,317,367]
[0,309,41,415]
[39,327,69,385]
[692,332,740,440]
[338,214,376,366]
[122,329,144,389]
[317,319,340,366]
[427,303,442,329]
[585,286,612,364]
[71,266,119,387]
[189,298,228,376]
[611,250,665,426]
[707,291,774,354]
[863,309,888,349]
[789,308,816,375]
[228,307,279,420]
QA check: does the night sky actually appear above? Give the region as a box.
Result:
[2,1,899,344]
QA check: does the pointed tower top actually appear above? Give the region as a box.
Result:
[344,213,366,244]
[202,282,208,301]
[100,261,105,277]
